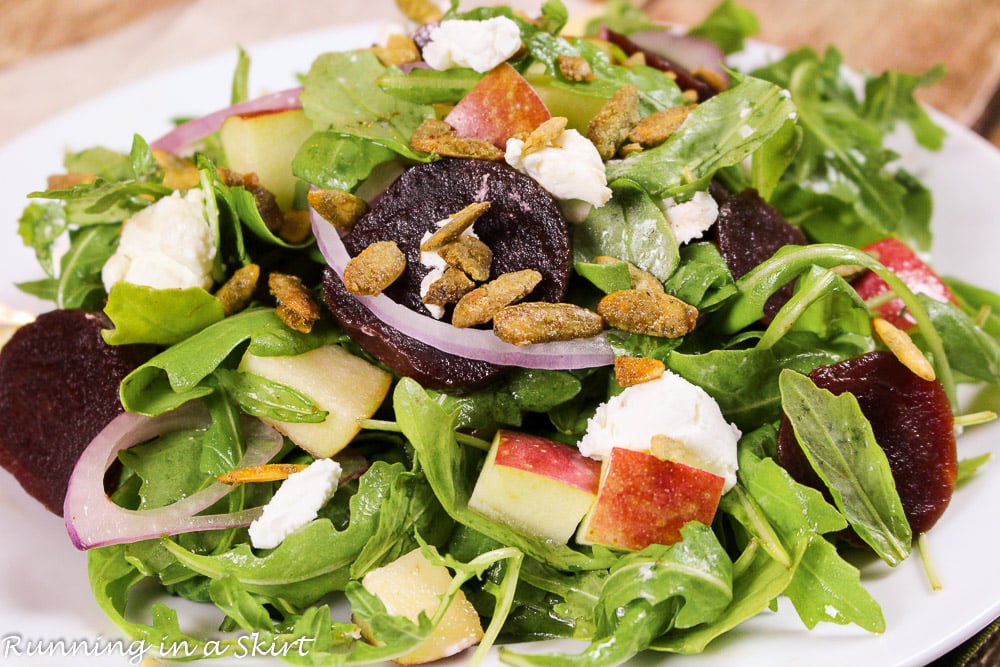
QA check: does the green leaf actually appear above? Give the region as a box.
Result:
[292,131,397,192]
[102,283,225,346]
[17,201,68,278]
[918,295,1000,385]
[503,525,732,666]
[393,378,617,572]
[119,308,326,416]
[377,66,481,105]
[687,0,760,54]
[785,537,884,632]
[606,74,797,199]
[778,369,911,565]
[300,50,435,162]
[161,460,411,607]
[862,65,946,150]
[213,368,328,424]
[54,225,119,309]
[573,180,680,282]
[573,260,633,294]
[230,46,250,105]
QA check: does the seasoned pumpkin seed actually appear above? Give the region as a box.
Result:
[493,302,603,345]
[452,269,542,328]
[597,289,698,338]
[269,272,321,334]
[343,240,407,296]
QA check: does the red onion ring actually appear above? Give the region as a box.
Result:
[150,86,304,154]
[64,403,284,550]
[310,206,615,369]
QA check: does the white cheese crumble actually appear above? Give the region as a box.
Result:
[578,371,741,492]
[101,189,216,292]
[417,217,480,319]
[248,458,342,549]
[505,129,612,212]
[422,17,522,73]
[659,190,719,244]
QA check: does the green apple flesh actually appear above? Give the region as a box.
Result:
[219,108,314,210]
[357,547,484,665]
[468,429,601,544]
[239,344,391,459]
[577,447,725,551]
[445,63,551,148]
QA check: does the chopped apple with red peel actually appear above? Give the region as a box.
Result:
[853,237,958,329]
[356,547,484,665]
[445,63,551,149]
[468,429,601,543]
[219,108,314,210]
[239,344,392,459]
[576,447,725,551]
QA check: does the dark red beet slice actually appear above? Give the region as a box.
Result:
[344,158,570,314]
[0,310,147,516]
[712,187,808,322]
[324,158,571,390]
[776,350,957,537]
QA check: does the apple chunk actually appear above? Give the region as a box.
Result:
[577,447,725,551]
[468,430,601,544]
[219,108,314,210]
[239,344,391,459]
[357,548,484,665]
[445,63,551,149]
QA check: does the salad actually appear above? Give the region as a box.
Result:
[1,0,999,666]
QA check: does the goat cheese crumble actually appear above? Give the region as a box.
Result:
[505,128,612,212]
[248,458,342,549]
[101,188,216,292]
[659,190,719,244]
[422,17,522,73]
[578,371,740,491]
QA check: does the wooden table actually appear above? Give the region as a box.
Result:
[0,1,997,666]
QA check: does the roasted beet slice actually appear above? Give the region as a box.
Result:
[0,310,147,516]
[776,351,957,537]
[324,158,571,390]
[344,158,570,315]
[713,187,808,322]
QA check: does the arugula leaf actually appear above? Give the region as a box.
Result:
[119,308,328,416]
[393,378,617,572]
[102,283,225,346]
[503,525,732,666]
[573,180,680,282]
[17,201,67,279]
[687,0,760,54]
[606,74,797,199]
[214,368,329,424]
[48,224,119,309]
[292,131,397,192]
[917,294,1000,385]
[160,460,413,607]
[300,50,436,162]
[779,369,911,565]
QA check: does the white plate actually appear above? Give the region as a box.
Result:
[1,22,999,667]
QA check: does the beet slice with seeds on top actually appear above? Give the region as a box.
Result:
[323,158,572,391]
[0,309,148,516]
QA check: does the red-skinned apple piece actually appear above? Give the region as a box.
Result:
[468,429,601,544]
[577,447,725,551]
[444,63,551,149]
[852,237,958,329]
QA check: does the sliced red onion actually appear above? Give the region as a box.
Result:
[150,86,304,154]
[310,206,615,369]
[64,403,284,550]
[624,29,728,80]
